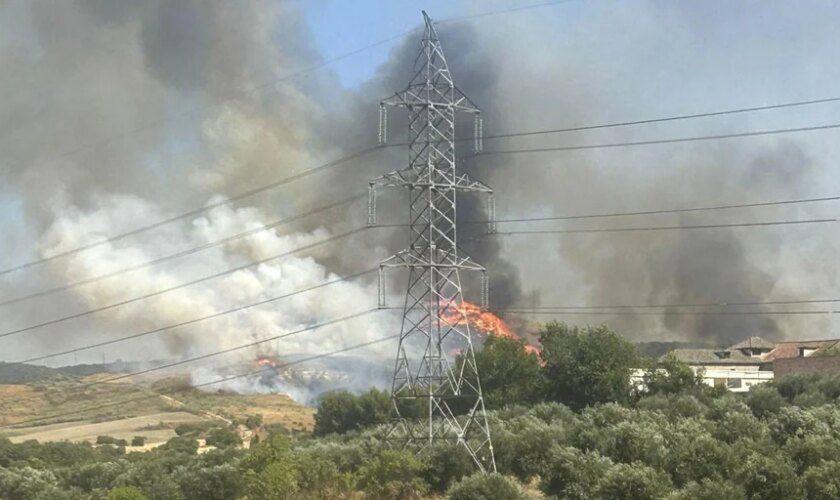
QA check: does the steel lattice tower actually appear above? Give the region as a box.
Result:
[368,11,496,472]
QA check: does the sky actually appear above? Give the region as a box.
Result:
[300,0,581,88]
[3,0,840,378]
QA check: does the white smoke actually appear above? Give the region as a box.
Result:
[37,190,397,401]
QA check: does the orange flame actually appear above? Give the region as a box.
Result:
[256,357,277,368]
[440,301,540,355]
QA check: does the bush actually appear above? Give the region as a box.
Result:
[356,449,428,500]
[595,462,673,499]
[97,435,128,446]
[540,446,611,499]
[245,414,263,430]
[108,486,148,500]
[205,427,242,449]
[802,460,840,500]
[131,436,146,447]
[641,354,704,396]
[745,384,787,418]
[160,436,198,455]
[668,479,745,500]
[471,335,543,409]
[314,388,391,436]
[447,472,524,500]
[540,322,639,408]
[734,452,801,500]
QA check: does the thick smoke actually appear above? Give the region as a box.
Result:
[2,0,840,404]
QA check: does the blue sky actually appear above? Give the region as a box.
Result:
[300,0,580,88]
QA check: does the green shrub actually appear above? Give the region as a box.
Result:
[313,388,391,436]
[668,479,745,500]
[734,452,801,500]
[205,427,242,449]
[745,384,787,418]
[447,472,524,500]
[108,486,148,500]
[595,462,673,499]
[356,449,427,500]
[160,436,198,455]
[539,446,611,499]
[802,460,840,500]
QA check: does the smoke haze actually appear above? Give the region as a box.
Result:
[2,0,840,400]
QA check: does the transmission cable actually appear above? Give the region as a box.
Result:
[0,266,375,349]
[0,147,380,278]
[502,297,840,310]
[0,226,371,339]
[0,305,381,409]
[497,309,834,317]
[475,122,840,157]
[465,194,840,225]
[6,100,840,278]
[479,217,835,236]
[0,333,398,429]
[0,0,571,178]
[478,96,840,143]
[0,193,365,307]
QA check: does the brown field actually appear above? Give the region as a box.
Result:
[0,374,315,448]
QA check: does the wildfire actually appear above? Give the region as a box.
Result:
[255,357,278,368]
[440,301,540,355]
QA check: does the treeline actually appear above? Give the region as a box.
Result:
[4,322,840,498]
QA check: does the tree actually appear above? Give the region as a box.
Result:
[471,335,543,409]
[160,436,198,455]
[356,450,428,500]
[734,452,801,500]
[244,459,299,500]
[176,463,242,500]
[539,446,611,499]
[313,388,391,436]
[595,462,673,500]
[205,427,242,449]
[641,354,704,396]
[802,460,840,500]
[540,322,640,408]
[668,479,745,500]
[745,384,787,419]
[108,486,148,500]
[447,472,524,500]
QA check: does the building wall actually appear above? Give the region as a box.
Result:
[774,356,840,377]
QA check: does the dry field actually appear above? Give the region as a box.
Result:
[0,374,315,448]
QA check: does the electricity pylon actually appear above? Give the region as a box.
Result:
[368,11,496,472]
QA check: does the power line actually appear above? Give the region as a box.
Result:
[498,309,834,316]
[479,96,840,143]
[439,0,576,24]
[0,266,375,346]
[467,195,840,224]
[0,332,398,429]
[2,301,378,372]
[7,100,840,278]
[0,147,380,277]
[0,0,574,179]
[481,217,835,235]
[0,306,381,409]
[475,122,840,157]
[0,194,364,307]
[0,227,371,338]
[506,298,840,310]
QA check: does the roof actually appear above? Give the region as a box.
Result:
[667,348,764,365]
[727,336,775,350]
[762,339,840,362]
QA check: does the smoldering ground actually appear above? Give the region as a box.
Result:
[2,0,840,399]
